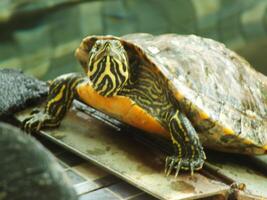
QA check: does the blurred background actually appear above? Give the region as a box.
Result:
[0,0,267,80]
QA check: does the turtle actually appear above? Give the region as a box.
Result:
[23,33,267,176]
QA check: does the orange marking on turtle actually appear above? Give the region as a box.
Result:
[77,82,170,138]
[174,91,184,101]
[199,111,209,120]
[223,127,235,135]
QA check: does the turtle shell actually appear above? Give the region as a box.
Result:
[77,33,267,155]
[121,33,267,155]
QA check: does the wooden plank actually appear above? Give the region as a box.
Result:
[17,102,229,200]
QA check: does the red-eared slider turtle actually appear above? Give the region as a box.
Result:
[23,33,267,176]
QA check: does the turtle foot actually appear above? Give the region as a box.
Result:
[164,154,205,177]
[22,110,58,133]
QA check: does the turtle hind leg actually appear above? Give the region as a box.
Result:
[165,110,206,177]
[23,73,84,133]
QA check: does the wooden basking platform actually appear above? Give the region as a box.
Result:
[16,101,267,200]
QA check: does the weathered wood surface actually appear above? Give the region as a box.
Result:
[16,101,267,199]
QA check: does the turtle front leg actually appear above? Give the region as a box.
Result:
[23,73,84,133]
[165,110,206,177]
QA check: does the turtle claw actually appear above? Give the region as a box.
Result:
[165,156,183,177]
[164,155,205,177]
[166,158,175,177]
[164,157,170,174]
[174,160,182,178]
[190,163,194,176]
[30,108,41,115]
[22,111,51,133]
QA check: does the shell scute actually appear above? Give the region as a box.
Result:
[122,33,267,154]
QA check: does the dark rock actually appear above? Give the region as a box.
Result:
[0,122,78,200]
[0,68,48,116]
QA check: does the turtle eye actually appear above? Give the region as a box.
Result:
[94,43,101,51]
[114,41,123,49]
[93,40,105,51]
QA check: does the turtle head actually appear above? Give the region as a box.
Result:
[87,39,129,97]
